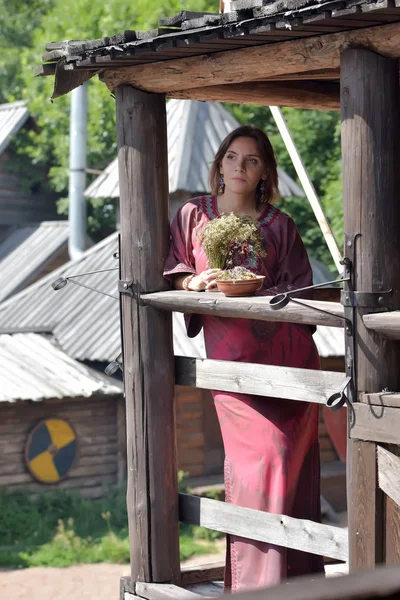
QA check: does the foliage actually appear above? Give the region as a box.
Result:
[200,213,265,269]
[2,0,218,240]
[226,104,343,271]
[0,480,220,568]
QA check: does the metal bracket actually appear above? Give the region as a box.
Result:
[340,233,361,405]
[118,279,134,297]
[341,289,392,310]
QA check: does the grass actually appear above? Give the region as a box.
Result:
[0,481,221,568]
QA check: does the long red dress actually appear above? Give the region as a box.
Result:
[164,195,324,591]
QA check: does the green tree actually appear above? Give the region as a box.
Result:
[227,104,343,271]
[8,0,218,237]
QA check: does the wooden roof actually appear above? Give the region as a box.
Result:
[39,0,400,101]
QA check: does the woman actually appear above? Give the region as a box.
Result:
[164,126,324,591]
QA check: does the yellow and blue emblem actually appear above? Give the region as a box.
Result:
[25,419,77,483]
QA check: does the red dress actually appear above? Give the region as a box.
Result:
[164,196,324,591]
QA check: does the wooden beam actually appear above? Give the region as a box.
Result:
[350,404,400,445]
[100,22,400,93]
[180,561,225,586]
[363,311,400,339]
[141,291,345,328]
[359,392,400,409]
[129,568,400,600]
[169,81,340,111]
[341,48,400,571]
[175,356,345,405]
[377,446,400,507]
[265,68,340,82]
[179,493,348,562]
[135,583,199,600]
[116,86,180,583]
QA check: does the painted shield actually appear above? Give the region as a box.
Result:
[25,419,77,483]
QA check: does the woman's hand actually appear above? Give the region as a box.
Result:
[185,269,222,291]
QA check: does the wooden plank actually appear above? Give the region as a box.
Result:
[101,22,400,94]
[179,493,348,561]
[116,86,180,583]
[141,292,345,328]
[117,396,127,486]
[169,80,340,111]
[341,48,400,570]
[184,581,223,597]
[185,565,400,600]
[363,311,400,339]
[359,392,400,408]
[380,444,400,564]
[180,561,225,586]
[350,402,400,445]
[377,445,400,507]
[135,582,199,600]
[175,356,346,405]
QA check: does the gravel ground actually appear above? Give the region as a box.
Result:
[0,537,349,600]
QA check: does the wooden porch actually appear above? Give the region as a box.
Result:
[40,1,400,598]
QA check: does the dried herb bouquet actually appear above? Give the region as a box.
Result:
[199,212,266,280]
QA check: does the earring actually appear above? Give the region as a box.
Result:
[218,174,225,194]
[260,180,267,203]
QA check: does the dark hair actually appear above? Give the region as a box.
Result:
[209,125,280,209]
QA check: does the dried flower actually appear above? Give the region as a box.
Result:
[199,213,266,270]
[217,267,258,281]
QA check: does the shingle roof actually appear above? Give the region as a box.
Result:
[0,101,30,154]
[84,99,304,200]
[37,0,400,98]
[0,332,122,403]
[0,221,69,303]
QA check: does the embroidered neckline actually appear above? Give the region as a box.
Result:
[199,195,279,227]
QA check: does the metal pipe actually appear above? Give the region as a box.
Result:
[68,82,88,260]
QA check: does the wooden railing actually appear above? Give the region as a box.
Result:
[123,565,400,600]
[179,493,348,562]
[172,349,349,564]
[141,291,400,338]
[116,83,400,590]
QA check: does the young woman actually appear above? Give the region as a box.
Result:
[164,126,324,592]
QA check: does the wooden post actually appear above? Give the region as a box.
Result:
[115,85,180,583]
[341,49,400,569]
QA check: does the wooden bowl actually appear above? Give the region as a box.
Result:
[216,275,265,297]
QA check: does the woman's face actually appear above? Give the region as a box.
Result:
[220,136,267,196]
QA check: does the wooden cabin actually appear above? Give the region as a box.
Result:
[0,332,124,497]
[0,101,57,225]
[35,0,400,596]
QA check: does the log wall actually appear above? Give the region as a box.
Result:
[0,395,123,498]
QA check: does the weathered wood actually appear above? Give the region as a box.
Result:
[180,561,225,586]
[184,581,223,597]
[359,392,400,409]
[341,48,400,570]
[175,356,346,405]
[377,446,400,507]
[179,493,348,561]
[116,86,180,583]
[350,404,400,445]
[135,582,199,600]
[185,565,400,600]
[141,292,345,328]
[381,444,400,565]
[117,396,127,487]
[169,81,340,110]
[101,22,400,94]
[363,311,400,339]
